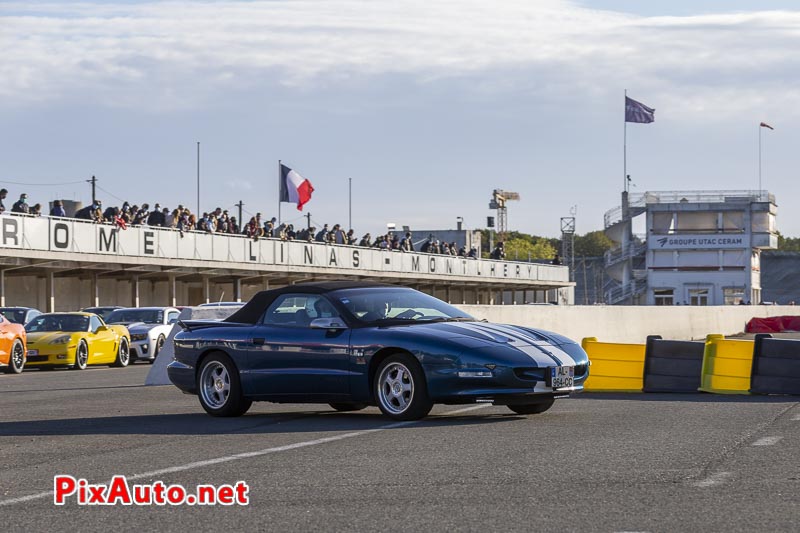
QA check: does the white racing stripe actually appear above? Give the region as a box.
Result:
[0,404,491,507]
[448,322,576,367]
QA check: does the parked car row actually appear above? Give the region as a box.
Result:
[0,306,180,374]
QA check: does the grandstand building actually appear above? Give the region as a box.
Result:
[604,190,778,305]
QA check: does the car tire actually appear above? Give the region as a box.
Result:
[4,339,25,374]
[197,353,252,417]
[329,402,368,412]
[72,340,88,370]
[113,338,130,368]
[374,353,433,421]
[155,334,166,357]
[507,399,555,415]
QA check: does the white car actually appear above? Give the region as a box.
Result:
[104,307,180,363]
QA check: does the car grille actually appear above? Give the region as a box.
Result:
[26,355,48,363]
[515,365,588,381]
[514,368,546,381]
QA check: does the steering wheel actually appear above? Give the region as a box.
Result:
[395,309,423,319]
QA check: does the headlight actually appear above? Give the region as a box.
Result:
[50,335,71,345]
[131,333,147,341]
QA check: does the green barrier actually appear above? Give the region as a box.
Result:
[581,337,645,392]
[699,334,753,395]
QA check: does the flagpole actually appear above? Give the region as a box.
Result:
[623,89,627,193]
[348,177,352,230]
[278,159,282,225]
[758,124,762,194]
[196,141,200,216]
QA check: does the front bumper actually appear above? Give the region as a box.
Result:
[426,363,588,402]
[25,345,76,366]
[130,338,156,361]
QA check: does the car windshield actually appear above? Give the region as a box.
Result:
[84,308,118,320]
[334,288,474,324]
[0,309,27,324]
[25,315,90,333]
[106,309,163,324]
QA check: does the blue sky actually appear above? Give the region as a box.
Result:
[2,1,799,237]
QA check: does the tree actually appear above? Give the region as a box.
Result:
[503,237,558,261]
[574,231,615,257]
[776,231,800,252]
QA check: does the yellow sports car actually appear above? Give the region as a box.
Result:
[24,312,131,369]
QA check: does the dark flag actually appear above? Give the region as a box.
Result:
[760,122,774,130]
[625,96,655,123]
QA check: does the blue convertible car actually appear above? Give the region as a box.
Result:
[168,282,589,420]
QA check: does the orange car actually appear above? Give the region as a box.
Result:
[0,313,27,373]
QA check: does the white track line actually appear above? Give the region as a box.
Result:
[693,471,732,488]
[791,414,800,421]
[0,404,491,507]
[752,436,783,446]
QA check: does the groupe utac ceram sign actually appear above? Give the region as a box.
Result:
[648,234,748,250]
[0,215,567,284]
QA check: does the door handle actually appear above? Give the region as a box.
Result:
[252,337,265,345]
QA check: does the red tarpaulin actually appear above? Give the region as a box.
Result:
[746,316,800,333]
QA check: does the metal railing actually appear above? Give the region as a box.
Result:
[603,190,775,228]
[604,241,647,267]
[604,279,647,305]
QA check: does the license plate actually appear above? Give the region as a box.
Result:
[549,366,574,389]
[27,349,39,356]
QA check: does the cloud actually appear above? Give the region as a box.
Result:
[2,1,800,116]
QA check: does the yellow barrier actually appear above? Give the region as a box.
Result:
[699,334,753,394]
[581,337,645,392]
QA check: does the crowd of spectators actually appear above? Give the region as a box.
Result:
[0,188,483,258]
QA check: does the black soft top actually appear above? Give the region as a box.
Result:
[224,281,397,324]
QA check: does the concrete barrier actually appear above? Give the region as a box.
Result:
[698,335,753,394]
[581,337,645,392]
[459,305,798,344]
[642,336,705,393]
[144,306,241,386]
[749,334,800,395]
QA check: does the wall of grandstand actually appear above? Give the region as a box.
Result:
[0,214,569,286]
[460,304,799,344]
[0,213,574,310]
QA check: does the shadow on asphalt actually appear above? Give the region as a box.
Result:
[576,393,799,403]
[0,410,521,437]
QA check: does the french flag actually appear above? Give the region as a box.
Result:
[279,163,314,211]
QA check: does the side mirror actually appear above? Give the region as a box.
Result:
[309,318,347,330]
[96,325,108,333]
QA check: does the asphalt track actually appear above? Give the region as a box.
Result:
[1,365,798,532]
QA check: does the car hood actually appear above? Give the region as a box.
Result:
[26,331,77,345]
[124,323,158,334]
[378,320,586,367]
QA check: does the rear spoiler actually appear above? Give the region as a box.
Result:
[176,320,251,332]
